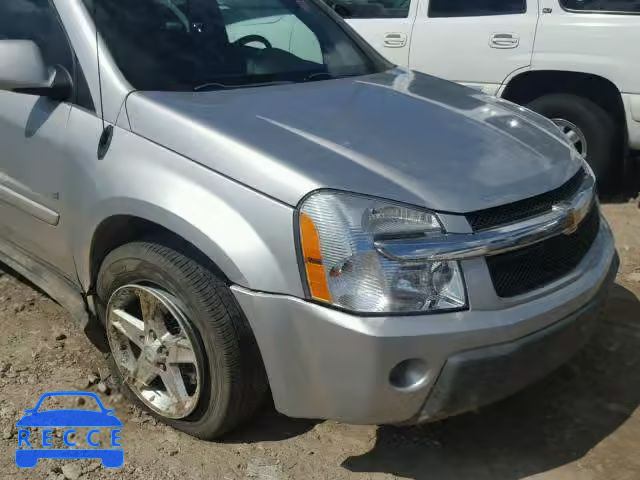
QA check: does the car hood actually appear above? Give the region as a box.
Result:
[125,68,581,212]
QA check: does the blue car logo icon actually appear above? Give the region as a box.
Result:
[15,391,123,468]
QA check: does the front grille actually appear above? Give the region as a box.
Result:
[466,168,586,231]
[486,205,600,297]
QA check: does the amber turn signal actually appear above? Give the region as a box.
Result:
[299,213,332,302]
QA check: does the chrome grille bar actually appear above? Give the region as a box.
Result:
[374,172,596,262]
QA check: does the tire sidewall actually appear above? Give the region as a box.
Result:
[527,94,615,181]
[96,244,234,437]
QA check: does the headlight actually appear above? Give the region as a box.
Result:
[297,191,467,314]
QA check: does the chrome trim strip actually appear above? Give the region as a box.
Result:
[375,173,595,262]
[0,184,60,226]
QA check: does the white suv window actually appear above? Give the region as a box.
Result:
[560,0,640,12]
[428,0,526,17]
[320,0,411,19]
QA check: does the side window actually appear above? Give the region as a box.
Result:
[560,0,640,12]
[319,0,411,19]
[0,0,74,76]
[429,0,526,17]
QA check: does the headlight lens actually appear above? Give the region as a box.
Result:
[298,191,466,313]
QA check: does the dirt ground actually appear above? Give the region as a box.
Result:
[0,200,638,480]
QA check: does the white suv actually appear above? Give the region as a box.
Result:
[329,0,640,182]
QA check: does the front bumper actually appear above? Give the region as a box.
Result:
[414,267,613,423]
[232,219,617,425]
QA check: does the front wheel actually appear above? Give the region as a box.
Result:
[96,240,268,439]
[526,93,618,183]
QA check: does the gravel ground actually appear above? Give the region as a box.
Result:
[0,201,639,480]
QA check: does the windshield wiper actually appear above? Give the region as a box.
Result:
[303,72,363,82]
[194,73,362,91]
[193,80,295,92]
[303,72,333,82]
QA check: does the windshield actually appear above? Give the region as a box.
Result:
[84,0,387,91]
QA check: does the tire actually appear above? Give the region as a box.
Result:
[526,93,618,183]
[96,239,268,439]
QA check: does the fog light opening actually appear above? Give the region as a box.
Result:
[389,359,429,391]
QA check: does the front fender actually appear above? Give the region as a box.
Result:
[70,127,304,299]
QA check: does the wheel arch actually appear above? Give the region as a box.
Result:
[500,70,627,137]
[78,200,250,296]
[87,212,241,293]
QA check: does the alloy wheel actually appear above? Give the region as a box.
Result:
[552,118,588,159]
[106,284,201,419]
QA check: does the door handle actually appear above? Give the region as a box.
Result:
[383,32,407,48]
[489,33,520,49]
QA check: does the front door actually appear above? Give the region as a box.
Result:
[0,0,76,277]
[409,0,539,95]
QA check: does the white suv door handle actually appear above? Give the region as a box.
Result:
[489,33,520,49]
[383,32,407,48]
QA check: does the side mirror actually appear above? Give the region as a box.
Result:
[0,40,73,102]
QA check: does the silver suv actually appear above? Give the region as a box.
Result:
[0,0,617,439]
